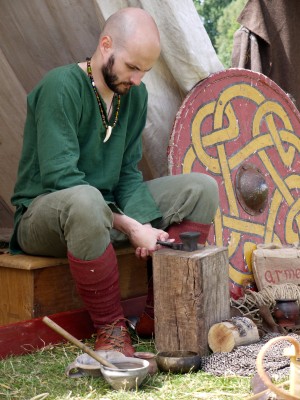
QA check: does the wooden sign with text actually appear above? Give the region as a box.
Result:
[252,247,300,291]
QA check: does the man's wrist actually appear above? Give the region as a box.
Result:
[112,213,141,237]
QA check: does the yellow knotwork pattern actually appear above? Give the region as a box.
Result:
[183,82,300,287]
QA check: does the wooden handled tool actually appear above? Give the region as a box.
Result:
[42,316,118,369]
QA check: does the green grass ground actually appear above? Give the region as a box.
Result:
[0,335,252,400]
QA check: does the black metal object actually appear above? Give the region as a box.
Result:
[157,231,201,252]
[156,240,182,250]
[235,163,269,216]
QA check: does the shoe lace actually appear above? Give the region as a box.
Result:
[97,319,131,350]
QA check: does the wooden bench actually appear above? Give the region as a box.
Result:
[0,245,148,326]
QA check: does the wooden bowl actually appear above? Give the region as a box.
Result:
[156,350,201,374]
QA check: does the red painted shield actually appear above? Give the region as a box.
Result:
[168,69,300,299]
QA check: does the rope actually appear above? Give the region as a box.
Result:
[231,283,300,322]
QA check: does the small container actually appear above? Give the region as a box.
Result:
[273,299,299,327]
[65,350,126,378]
[66,353,101,378]
[133,351,158,375]
[156,350,201,374]
[100,357,149,390]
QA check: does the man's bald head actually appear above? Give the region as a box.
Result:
[91,8,161,94]
[101,8,161,61]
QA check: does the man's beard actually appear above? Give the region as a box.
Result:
[102,55,133,95]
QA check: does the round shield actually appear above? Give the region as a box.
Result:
[168,68,300,299]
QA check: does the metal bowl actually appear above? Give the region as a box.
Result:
[100,357,149,390]
[156,350,201,374]
[65,350,126,378]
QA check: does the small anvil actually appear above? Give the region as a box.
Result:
[157,231,201,252]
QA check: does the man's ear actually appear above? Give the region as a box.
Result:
[100,35,113,53]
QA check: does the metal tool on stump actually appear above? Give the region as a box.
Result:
[157,231,201,252]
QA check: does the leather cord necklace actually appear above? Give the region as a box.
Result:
[86,57,121,143]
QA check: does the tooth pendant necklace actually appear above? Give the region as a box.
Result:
[86,57,120,143]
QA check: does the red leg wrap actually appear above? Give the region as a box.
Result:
[68,243,124,328]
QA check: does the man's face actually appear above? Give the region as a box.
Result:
[102,54,134,95]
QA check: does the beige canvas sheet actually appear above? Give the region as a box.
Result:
[0,0,223,215]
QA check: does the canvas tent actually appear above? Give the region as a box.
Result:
[0,0,223,231]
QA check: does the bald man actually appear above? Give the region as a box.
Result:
[10,8,219,355]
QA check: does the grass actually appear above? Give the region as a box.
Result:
[0,334,253,400]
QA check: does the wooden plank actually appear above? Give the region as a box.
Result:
[0,245,139,270]
[0,296,146,359]
[252,247,300,291]
[33,266,83,317]
[0,249,148,325]
[153,246,230,356]
[0,254,69,270]
[0,264,82,325]
[0,267,34,324]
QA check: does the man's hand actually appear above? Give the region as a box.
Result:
[131,223,170,259]
[113,214,170,259]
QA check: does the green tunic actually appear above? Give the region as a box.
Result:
[10,63,162,252]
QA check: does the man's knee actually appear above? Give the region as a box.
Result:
[186,173,219,222]
[185,173,218,199]
[63,186,113,259]
[197,173,219,204]
[66,185,113,231]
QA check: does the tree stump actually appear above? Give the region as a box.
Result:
[208,317,260,353]
[153,246,229,356]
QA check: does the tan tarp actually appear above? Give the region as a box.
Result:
[0,0,223,217]
[232,0,300,107]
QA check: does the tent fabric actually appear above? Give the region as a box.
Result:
[0,0,223,217]
[232,0,300,107]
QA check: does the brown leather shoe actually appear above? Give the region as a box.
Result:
[135,308,155,338]
[95,320,135,356]
[135,270,155,338]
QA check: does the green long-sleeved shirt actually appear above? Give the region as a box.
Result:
[10,63,162,252]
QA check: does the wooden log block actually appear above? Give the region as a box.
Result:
[208,317,260,353]
[153,246,230,356]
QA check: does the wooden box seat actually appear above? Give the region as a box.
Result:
[0,246,148,326]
